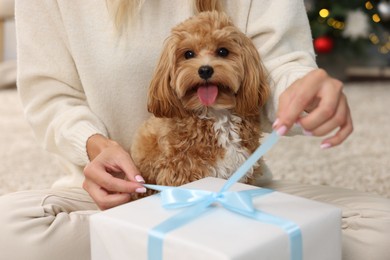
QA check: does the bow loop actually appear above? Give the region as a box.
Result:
[217,191,255,214]
[145,185,274,216]
[145,184,257,213]
[160,188,212,209]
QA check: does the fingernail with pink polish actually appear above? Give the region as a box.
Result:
[136,187,147,193]
[320,143,332,149]
[303,129,313,136]
[295,121,312,136]
[135,175,145,183]
[272,118,280,128]
[276,125,288,136]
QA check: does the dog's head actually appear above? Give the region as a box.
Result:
[148,11,269,118]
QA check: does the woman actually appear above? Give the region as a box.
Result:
[0,0,388,259]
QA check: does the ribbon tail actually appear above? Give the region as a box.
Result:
[240,188,274,198]
[219,202,302,260]
[251,210,303,260]
[148,196,215,260]
[220,131,280,192]
[144,184,173,192]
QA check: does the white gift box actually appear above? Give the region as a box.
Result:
[90,177,341,260]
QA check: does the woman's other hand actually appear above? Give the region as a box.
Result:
[83,134,146,210]
[273,69,353,148]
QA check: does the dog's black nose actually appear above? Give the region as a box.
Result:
[198,65,214,80]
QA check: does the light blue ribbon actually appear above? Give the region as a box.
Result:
[144,131,302,260]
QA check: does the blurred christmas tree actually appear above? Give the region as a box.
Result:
[305,0,390,79]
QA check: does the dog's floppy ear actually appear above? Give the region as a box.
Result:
[147,35,187,118]
[235,35,270,116]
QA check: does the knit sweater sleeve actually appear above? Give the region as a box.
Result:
[246,0,318,126]
[15,0,108,166]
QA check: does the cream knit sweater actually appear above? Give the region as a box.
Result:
[15,0,317,188]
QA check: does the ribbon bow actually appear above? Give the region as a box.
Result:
[144,131,302,260]
[144,185,272,212]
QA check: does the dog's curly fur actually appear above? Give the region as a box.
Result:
[131,11,269,187]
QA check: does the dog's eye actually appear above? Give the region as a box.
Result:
[184,50,195,59]
[217,48,229,57]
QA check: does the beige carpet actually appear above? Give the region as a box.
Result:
[1,82,389,198]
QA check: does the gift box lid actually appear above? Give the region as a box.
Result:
[90,177,342,260]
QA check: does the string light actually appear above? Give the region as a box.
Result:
[365,2,390,54]
[379,46,389,54]
[319,8,330,18]
[369,33,390,54]
[334,21,344,30]
[369,33,380,44]
[372,14,381,22]
[326,18,345,30]
[365,1,374,10]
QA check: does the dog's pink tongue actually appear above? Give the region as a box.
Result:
[197,85,218,106]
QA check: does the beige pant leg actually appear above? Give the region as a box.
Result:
[0,188,99,260]
[264,180,390,260]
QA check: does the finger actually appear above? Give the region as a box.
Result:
[84,163,144,193]
[275,72,323,131]
[276,81,310,128]
[97,192,132,210]
[115,154,145,183]
[320,106,353,148]
[104,150,145,183]
[84,180,132,210]
[298,80,342,131]
[300,93,346,136]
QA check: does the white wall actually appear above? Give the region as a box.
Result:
[3,19,16,61]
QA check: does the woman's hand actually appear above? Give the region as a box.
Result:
[272,69,353,148]
[83,134,146,210]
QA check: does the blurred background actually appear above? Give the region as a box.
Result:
[0,0,16,89]
[305,0,390,80]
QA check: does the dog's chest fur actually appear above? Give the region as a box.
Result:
[205,112,255,181]
[132,110,261,186]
